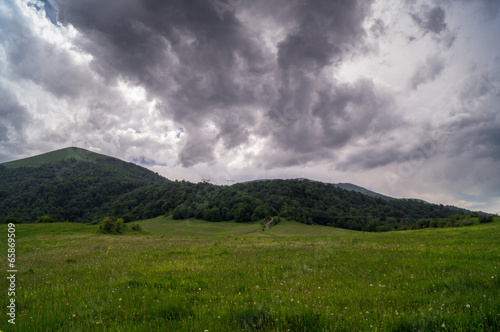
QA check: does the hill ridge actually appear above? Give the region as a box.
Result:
[1,147,116,168]
[0,147,478,230]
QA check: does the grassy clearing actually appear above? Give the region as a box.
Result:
[1,217,499,331]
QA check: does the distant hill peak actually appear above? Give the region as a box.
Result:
[1,147,115,168]
[334,183,394,200]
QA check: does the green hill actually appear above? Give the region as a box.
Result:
[0,147,167,223]
[2,147,113,168]
[0,147,478,231]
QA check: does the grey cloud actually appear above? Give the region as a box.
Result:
[216,113,253,150]
[179,135,217,167]
[50,0,381,169]
[411,6,447,34]
[0,85,29,159]
[260,0,382,167]
[479,0,500,20]
[0,2,93,99]
[260,78,400,169]
[370,19,386,37]
[51,0,270,166]
[0,86,28,139]
[428,66,500,196]
[410,55,445,89]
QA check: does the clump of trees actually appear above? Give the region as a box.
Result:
[98,217,142,234]
[99,217,126,233]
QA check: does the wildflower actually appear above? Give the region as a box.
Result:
[466,304,470,308]
[441,323,446,328]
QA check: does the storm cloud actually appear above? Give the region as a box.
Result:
[1,0,499,213]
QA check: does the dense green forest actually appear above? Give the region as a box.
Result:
[0,158,165,223]
[0,148,485,231]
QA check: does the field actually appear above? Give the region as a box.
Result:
[1,217,499,331]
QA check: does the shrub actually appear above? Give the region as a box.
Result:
[462,218,472,226]
[479,215,494,224]
[99,217,127,234]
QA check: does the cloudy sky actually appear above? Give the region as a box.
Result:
[1,0,499,213]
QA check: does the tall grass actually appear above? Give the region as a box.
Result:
[1,217,499,331]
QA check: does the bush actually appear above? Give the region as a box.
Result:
[36,215,56,223]
[479,215,494,224]
[462,218,472,226]
[99,217,127,233]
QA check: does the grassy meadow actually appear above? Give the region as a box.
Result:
[1,216,499,331]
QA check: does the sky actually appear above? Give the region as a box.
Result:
[0,0,499,214]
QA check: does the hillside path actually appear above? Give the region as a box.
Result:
[265,217,274,229]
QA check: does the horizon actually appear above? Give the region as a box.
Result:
[0,0,499,214]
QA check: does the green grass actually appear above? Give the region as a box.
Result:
[1,217,499,331]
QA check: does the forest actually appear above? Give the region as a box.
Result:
[0,157,486,231]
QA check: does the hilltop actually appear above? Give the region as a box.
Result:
[1,147,114,168]
[0,147,476,231]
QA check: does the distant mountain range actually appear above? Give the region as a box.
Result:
[0,147,475,231]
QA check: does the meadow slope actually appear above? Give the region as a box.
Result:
[1,217,499,331]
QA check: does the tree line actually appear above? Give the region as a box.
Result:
[1,160,493,232]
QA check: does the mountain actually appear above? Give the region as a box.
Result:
[0,147,167,223]
[0,147,474,231]
[2,147,114,168]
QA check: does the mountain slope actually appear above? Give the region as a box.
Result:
[0,147,167,222]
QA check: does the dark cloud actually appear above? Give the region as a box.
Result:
[411,6,447,34]
[48,0,385,168]
[261,78,399,169]
[51,0,270,166]
[410,55,445,89]
[409,5,457,47]
[259,0,393,167]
